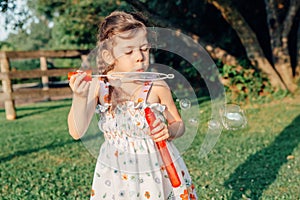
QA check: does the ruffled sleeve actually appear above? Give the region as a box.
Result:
[149,103,166,113]
[95,103,111,113]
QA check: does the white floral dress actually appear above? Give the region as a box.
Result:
[90,81,197,200]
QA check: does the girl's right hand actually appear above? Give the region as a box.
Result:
[69,72,91,97]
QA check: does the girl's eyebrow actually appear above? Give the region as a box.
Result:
[123,43,150,49]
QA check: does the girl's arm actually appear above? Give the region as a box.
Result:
[151,81,185,141]
[68,72,99,140]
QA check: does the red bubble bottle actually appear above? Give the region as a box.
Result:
[144,107,181,188]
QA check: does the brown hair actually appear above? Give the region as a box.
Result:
[96,11,147,107]
[97,11,146,74]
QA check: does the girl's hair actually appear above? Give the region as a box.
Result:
[97,11,146,74]
[96,11,147,107]
[98,11,146,42]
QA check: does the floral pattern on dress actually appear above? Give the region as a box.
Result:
[90,81,198,199]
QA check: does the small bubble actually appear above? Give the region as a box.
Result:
[221,104,247,130]
[208,119,221,129]
[179,98,191,110]
[189,118,198,125]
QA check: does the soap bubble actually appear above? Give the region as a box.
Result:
[208,119,221,130]
[188,118,198,126]
[179,98,191,110]
[221,104,247,130]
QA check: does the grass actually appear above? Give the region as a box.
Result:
[0,98,300,199]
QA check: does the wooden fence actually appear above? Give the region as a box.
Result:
[0,50,90,120]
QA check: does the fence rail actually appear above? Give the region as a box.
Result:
[0,50,90,120]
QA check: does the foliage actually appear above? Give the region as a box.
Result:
[4,20,52,51]
[1,0,299,100]
[0,0,32,31]
[0,99,299,199]
[27,0,129,49]
[217,61,276,104]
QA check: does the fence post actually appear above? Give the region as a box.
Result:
[0,53,16,120]
[40,56,50,100]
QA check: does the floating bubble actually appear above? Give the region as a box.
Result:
[179,98,191,110]
[208,119,221,130]
[221,104,247,130]
[188,118,198,126]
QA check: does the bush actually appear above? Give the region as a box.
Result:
[218,62,277,104]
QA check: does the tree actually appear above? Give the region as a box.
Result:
[2,0,299,93]
[5,19,52,50]
[125,0,300,92]
[27,0,128,49]
[207,0,299,92]
[0,0,32,31]
[297,18,300,78]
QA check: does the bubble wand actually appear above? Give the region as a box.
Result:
[68,70,174,82]
[144,107,181,188]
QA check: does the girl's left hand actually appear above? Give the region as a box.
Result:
[150,119,170,142]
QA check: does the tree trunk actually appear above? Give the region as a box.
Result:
[264,0,299,92]
[208,0,287,90]
[296,15,300,80]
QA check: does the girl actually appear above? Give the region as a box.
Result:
[68,11,197,200]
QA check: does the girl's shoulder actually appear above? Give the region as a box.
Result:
[152,80,169,89]
[148,80,171,104]
[151,80,170,94]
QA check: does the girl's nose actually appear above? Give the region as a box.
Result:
[135,50,144,62]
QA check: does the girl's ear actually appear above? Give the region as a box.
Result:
[102,50,114,65]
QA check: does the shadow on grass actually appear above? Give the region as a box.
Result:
[224,114,300,199]
[15,99,71,119]
[0,133,99,164]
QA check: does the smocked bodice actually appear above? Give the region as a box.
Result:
[95,80,165,142]
[96,101,165,141]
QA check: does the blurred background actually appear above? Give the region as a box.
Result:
[0,0,299,199]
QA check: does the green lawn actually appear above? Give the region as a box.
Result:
[0,98,299,199]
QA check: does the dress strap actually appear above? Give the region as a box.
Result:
[99,80,110,104]
[137,81,153,104]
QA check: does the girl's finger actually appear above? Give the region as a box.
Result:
[76,81,89,96]
[74,73,87,89]
[153,129,170,142]
[82,81,90,91]
[152,119,161,127]
[151,122,166,134]
[69,74,80,91]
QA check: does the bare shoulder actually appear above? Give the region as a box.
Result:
[152,80,170,92]
[151,80,172,101]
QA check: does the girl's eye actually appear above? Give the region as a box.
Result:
[124,50,133,55]
[140,46,150,52]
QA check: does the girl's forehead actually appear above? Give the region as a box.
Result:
[114,28,148,47]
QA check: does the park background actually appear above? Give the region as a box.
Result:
[0,0,300,199]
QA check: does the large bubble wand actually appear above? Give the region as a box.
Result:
[68,70,174,81]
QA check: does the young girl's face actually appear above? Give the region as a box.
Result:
[112,28,150,72]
